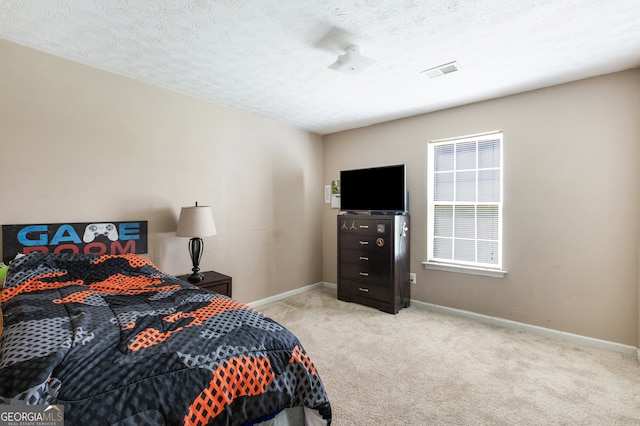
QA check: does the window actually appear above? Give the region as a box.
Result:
[426,131,505,276]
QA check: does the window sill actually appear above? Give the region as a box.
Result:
[422,261,507,278]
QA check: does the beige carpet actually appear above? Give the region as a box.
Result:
[257,287,640,425]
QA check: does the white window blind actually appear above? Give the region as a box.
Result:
[427,131,503,270]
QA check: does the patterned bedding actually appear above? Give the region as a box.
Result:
[0,253,331,425]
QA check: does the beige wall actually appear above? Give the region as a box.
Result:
[0,40,324,304]
[2,40,639,347]
[323,69,640,346]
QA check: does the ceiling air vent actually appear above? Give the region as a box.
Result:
[421,61,460,79]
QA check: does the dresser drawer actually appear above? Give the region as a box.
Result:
[341,263,391,285]
[340,234,393,251]
[340,248,390,269]
[339,279,390,303]
[338,218,391,236]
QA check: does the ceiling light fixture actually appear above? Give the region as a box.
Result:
[328,45,376,75]
[421,61,461,79]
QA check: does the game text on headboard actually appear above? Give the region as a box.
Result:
[2,221,148,263]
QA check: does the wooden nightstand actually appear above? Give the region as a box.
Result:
[177,271,232,298]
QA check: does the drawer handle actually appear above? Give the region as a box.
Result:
[359,272,369,277]
[359,225,369,229]
[358,287,369,292]
[359,241,369,245]
[359,256,369,261]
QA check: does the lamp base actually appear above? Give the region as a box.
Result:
[186,237,204,283]
[187,272,204,283]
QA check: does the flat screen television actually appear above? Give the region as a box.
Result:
[339,164,408,214]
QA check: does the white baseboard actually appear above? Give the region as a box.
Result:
[321,282,337,291]
[246,282,325,308]
[248,282,639,361]
[411,299,637,357]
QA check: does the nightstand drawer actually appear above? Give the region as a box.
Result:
[200,282,230,296]
[177,270,232,298]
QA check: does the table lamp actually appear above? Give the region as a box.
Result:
[176,202,217,283]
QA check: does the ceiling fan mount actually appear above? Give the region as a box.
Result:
[328,45,376,75]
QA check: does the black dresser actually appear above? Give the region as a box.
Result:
[337,214,410,314]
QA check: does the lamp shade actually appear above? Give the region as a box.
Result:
[176,205,217,238]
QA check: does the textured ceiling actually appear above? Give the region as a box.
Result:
[2,0,640,135]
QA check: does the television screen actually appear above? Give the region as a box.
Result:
[339,164,407,213]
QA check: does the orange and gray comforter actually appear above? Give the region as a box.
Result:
[0,252,331,425]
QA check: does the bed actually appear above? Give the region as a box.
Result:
[0,252,331,425]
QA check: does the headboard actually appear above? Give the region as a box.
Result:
[2,221,148,264]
